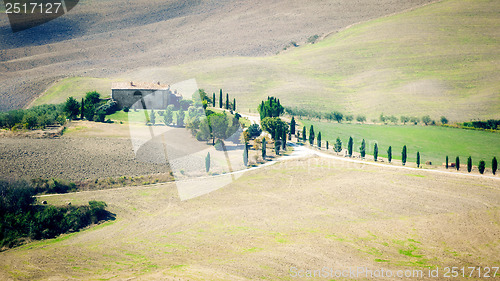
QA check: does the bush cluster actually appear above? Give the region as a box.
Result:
[0,104,66,129]
[0,180,111,249]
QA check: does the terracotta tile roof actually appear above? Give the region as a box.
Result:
[112,81,170,90]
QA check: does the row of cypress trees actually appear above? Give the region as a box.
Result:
[212,89,236,111]
[294,123,497,175]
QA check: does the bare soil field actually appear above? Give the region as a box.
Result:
[0,0,435,111]
[0,156,498,280]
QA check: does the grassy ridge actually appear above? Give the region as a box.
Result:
[300,119,500,168]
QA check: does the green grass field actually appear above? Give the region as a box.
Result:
[29,77,114,107]
[300,119,500,168]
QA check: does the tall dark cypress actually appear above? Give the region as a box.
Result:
[225,93,229,109]
[290,116,296,134]
[456,156,460,171]
[417,151,420,168]
[219,89,223,108]
[282,129,286,150]
[326,141,329,150]
[492,157,497,175]
[348,137,353,157]
[262,138,267,159]
[387,146,392,163]
[212,93,216,107]
[446,156,449,169]
[80,98,85,119]
[467,156,472,173]
[402,145,407,166]
[317,132,321,148]
[374,143,378,161]
[243,143,248,167]
[360,139,366,158]
[233,98,236,111]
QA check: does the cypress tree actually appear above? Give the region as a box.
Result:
[243,143,248,167]
[282,129,286,150]
[402,145,407,166]
[478,160,485,174]
[417,151,420,168]
[334,137,342,152]
[80,98,84,119]
[387,146,392,163]
[348,137,353,157]
[226,93,229,110]
[446,156,449,169]
[212,93,216,107]
[290,116,296,134]
[219,89,223,108]
[317,132,321,148]
[326,141,329,150]
[309,125,315,145]
[233,98,236,111]
[467,156,472,173]
[205,152,210,173]
[262,138,267,159]
[493,157,497,175]
[302,126,307,142]
[360,139,366,158]
[275,139,280,155]
[374,143,378,161]
[456,156,460,171]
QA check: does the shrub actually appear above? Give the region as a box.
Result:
[214,139,224,151]
[478,160,485,174]
[123,106,129,112]
[334,137,342,153]
[440,116,448,124]
[64,97,80,120]
[247,124,262,137]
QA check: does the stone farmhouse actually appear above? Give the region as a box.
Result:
[111,81,182,110]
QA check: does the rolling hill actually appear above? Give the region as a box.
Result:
[0,0,435,111]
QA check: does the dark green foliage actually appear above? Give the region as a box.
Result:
[317,132,321,148]
[247,124,262,137]
[326,141,329,150]
[0,180,111,250]
[456,156,460,171]
[233,98,236,111]
[219,89,223,108]
[492,157,497,175]
[212,93,216,107]
[205,152,210,172]
[374,143,378,161]
[164,105,173,125]
[460,119,500,130]
[95,100,118,117]
[446,156,449,169]
[123,106,129,113]
[309,125,315,145]
[275,140,280,155]
[262,138,267,159]
[226,93,229,110]
[83,91,101,121]
[400,116,410,124]
[417,151,420,168]
[64,97,80,120]
[345,115,353,122]
[360,139,366,158]
[402,145,407,166]
[30,178,76,194]
[467,156,472,172]
[261,117,288,141]
[0,104,65,129]
[290,116,296,134]
[478,160,485,174]
[334,137,342,152]
[258,97,284,120]
[243,143,248,167]
[387,146,392,163]
[440,116,448,124]
[302,126,306,142]
[348,137,353,157]
[356,115,366,123]
[208,113,228,142]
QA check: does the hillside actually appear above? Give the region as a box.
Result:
[117,0,498,122]
[0,0,435,111]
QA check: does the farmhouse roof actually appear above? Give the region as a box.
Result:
[112,81,170,90]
